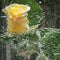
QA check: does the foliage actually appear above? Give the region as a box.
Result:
[41,29,60,60]
[0,29,41,60]
[0,29,40,51]
[0,28,60,60]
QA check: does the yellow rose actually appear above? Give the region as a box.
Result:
[3,4,30,34]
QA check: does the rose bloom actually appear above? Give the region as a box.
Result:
[3,4,30,34]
